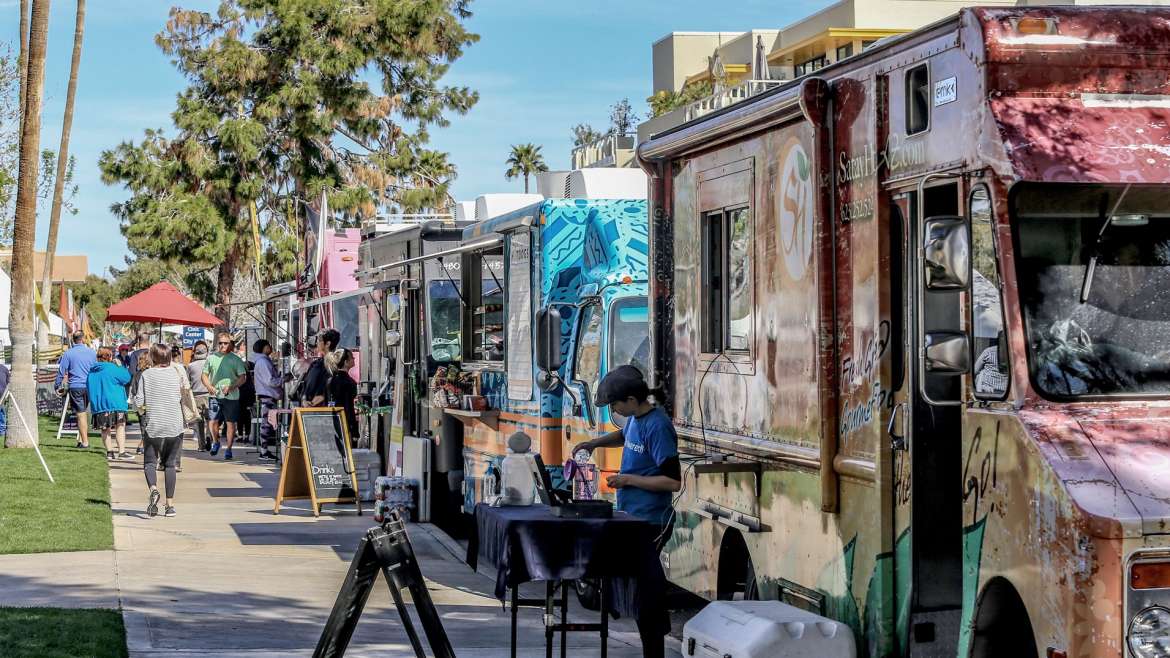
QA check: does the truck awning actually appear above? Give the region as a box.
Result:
[360,236,502,277]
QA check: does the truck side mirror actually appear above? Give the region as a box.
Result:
[536,307,562,373]
[384,330,401,348]
[923,216,970,290]
[925,332,970,374]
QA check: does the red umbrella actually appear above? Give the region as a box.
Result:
[106,281,222,327]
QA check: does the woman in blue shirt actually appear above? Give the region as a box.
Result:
[571,365,679,658]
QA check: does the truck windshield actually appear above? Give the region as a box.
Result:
[427,280,461,363]
[1013,183,1170,398]
[609,297,649,376]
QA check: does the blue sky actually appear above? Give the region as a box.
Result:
[2,0,832,276]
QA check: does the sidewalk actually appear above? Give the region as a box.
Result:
[104,434,672,657]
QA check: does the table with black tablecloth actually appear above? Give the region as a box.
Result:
[466,503,668,658]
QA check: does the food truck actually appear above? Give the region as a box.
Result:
[354,219,467,514]
[454,195,649,512]
[636,7,1170,657]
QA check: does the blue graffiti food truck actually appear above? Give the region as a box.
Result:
[448,196,650,511]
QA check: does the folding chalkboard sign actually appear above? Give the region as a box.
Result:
[274,408,362,517]
[314,512,454,658]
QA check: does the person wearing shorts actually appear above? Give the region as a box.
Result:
[56,331,97,449]
[201,332,247,460]
[87,347,133,461]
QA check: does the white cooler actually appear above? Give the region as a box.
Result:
[682,601,856,658]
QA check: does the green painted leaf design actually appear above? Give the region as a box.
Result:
[796,149,810,180]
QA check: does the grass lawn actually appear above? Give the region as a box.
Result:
[0,607,127,658]
[0,416,114,554]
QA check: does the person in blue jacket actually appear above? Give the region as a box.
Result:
[87,346,133,461]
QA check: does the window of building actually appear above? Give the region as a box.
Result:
[702,206,753,353]
[795,55,828,77]
[969,186,1008,398]
[905,63,930,135]
[836,43,854,61]
[862,39,877,51]
[463,248,505,363]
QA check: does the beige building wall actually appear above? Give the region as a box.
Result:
[652,32,742,94]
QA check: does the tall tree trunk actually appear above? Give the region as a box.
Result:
[214,237,243,328]
[17,0,29,124]
[523,172,529,194]
[39,0,87,354]
[8,0,51,449]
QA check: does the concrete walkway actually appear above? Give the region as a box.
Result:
[97,435,671,657]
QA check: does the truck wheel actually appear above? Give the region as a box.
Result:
[970,577,1037,658]
[717,529,759,601]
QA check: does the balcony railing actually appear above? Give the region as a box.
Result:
[571,133,637,169]
[684,79,785,122]
[361,213,453,235]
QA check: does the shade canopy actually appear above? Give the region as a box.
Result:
[106,281,222,327]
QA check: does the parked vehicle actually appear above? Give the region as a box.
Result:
[456,195,649,511]
[355,219,468,484]
[637,7,1170,656]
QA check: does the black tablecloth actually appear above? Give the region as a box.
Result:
[466,504,668,634]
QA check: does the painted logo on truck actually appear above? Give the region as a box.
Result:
[779,139,814,281]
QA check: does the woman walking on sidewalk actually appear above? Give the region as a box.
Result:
[87,347,134,461]
[132,344,186,518]
[130,349,154,455]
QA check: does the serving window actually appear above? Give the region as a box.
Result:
[462,246,505,364]
[698,159,754,357]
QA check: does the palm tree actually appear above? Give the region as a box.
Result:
[8,0,50,449]
[17,0,29,123]
[504,144,548,194]
[39,0,87,355]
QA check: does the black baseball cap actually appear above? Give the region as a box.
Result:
[594,365,649,407]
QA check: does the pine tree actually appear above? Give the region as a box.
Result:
[101,0,479,322]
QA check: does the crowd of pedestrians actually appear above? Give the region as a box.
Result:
[53,326,357,518]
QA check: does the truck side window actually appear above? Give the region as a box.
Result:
[701,206,753,353]
[970,186,1008,398]
[905,64,929,135]
[465,250,505,363]
[574,304,603,403]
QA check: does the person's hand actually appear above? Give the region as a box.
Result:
[606,473,630,489]
[570,440,595,457]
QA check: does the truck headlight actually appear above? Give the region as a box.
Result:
[1128,606,1170,658]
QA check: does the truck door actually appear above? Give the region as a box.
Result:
[891,180,965,656]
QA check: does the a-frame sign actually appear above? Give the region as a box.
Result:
[274,407,362,517]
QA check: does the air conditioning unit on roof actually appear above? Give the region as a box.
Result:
[567,168,647,200]
[474,193,543,221]
[536,171,572,199]
[453,200,476,223]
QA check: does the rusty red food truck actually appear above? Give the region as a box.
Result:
[637,7,1170,657]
